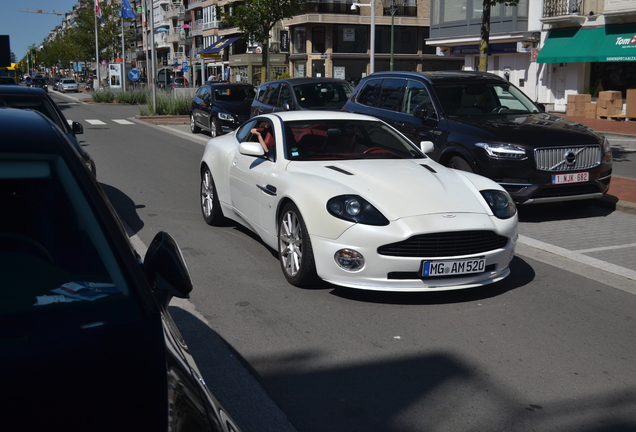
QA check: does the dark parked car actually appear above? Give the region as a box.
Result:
[343,71,613,204]
[0,107,243,432]
[30,77,49,92]
[190,82,255,137]
[250,77,354,117]
[169,76,189,88]
[0,86,96,175]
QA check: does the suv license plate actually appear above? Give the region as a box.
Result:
[552,172,589,185]
[422,259,486,277]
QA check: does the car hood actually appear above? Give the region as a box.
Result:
[287,159,491,219]
[216,99,253,115]
[447,112,604,146]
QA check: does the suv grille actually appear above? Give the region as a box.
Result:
[534,145,601,172]
[377,231,509,258]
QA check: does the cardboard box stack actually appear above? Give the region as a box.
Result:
[626,89,636,118]
[596,90,623,118]
[566,94,593,118]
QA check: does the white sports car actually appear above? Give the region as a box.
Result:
[200,111,518,292]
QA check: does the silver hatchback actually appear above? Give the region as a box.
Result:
[58,78,79,93]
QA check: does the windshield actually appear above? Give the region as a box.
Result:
[62,79,76,84]
[284,119,425,160]
[294,82,353,109]
[213,86,255,102]
[0,157,131,317]
[432,82,541,116]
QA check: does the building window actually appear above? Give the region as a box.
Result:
[294,28,306,54]
[312,26,326,53]
[332,25,368,54]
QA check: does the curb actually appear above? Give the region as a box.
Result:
[596,194,636,215]
[135,115,189,125]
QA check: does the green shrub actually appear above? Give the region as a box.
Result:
[115,88,149,105]
[143,91,191,116]
[91,89,116,103]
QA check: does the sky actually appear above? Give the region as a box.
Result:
[0,0,82,62]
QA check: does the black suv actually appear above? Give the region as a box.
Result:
[343,71,613,204]
[190,82,255,137]
[250,77,353,117]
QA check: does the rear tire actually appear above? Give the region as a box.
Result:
[448,156,473,173]
[190,114,201,134]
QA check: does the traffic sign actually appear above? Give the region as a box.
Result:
[182,62,188,72]
[128,68,140,81]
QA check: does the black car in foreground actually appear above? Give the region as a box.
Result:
[0,108,243,432]
[190,82,255,137]
[250,77,354,117]
[343,71,613,204]
[0,85,96,175]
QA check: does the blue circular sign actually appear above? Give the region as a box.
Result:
[128,69,140,81]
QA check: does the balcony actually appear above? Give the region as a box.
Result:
[190,19,204,36]
[541,0,585,26]
[155,34,170,49]
[604,0,636,22]
[168,52,187,63]
[188,0,203,10]
[167,29,186,43]
[300,1,359,15]
[154,13,169,28]
[203,20,220,30]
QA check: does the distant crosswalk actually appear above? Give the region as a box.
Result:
[84,119,135,125]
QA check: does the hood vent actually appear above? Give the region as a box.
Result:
[420,164,437,173]
[326,165,354,175]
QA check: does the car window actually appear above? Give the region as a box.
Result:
[262,82,281,106]
[195,86,209,98]
[401,80,434,115]
[356,79,382,107]
[213,86,255,102]
[279,84,293,109]
[433,82,540,116]
[0,158,131,316]
[236,119,258,142]
[294,82,353,109]
[0,95,67,132]
[377,78,405,111]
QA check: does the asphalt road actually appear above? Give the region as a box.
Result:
[55,93,636,432]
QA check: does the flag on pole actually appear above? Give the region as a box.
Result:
[121,0,137,19]
[95,0,104,23]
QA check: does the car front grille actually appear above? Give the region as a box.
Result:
[377,231,509,258]
[534,145,601,172]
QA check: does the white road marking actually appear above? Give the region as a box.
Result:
[85,119,107,125]
[112,119,135,125]
[574,243,636,253]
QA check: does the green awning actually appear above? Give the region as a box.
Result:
[537,25,636,63]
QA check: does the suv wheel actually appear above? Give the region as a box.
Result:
[448,156,473,173]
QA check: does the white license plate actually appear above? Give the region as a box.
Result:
[422,258,486,277]
[552,172,589,185]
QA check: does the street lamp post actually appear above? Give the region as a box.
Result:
[381,0,398,71]
[351,0,375,75]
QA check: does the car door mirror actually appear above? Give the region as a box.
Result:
[282,101,292,111]
[535,102,546,112]
[413,105,435,121]
[239,142,265,157]
[143,231,193,307]
[420,141,435,154]
[71,121,83,135]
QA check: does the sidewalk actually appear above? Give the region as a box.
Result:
[556,114,636,213]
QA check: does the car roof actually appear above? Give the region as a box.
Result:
[0,85,50,97]
[260,77,352,86]
[257,110,383,122]
[366,70,507,84]
[0,107,74,156]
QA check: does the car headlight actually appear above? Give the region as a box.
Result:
[480,190,517,219]
[218,112,233,121]
[327,195,389,226]
[475,142,526,159]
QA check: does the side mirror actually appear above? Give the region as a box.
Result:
[413,104,436,121]
[239,141,266,157]
[143,231,193,307]
[71,121,83,135]
[282,101,292,111]
[420,141,435,154]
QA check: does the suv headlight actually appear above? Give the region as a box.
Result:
[475,142,526,159]
[480,190,517,219]
[327,195,389,226]
[218,112,233,121]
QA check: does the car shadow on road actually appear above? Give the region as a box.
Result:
[518,201,615,223]
[99,183,145,234]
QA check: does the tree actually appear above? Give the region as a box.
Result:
[216,0,301,83]
[478,0,520,72]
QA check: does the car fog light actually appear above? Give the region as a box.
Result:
[334,249,364,271]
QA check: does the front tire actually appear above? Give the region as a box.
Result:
[278,203,320,287]
[448,156,473,173]
[210,117,221,138]
[200,167,224,225]
[190,114,201,133]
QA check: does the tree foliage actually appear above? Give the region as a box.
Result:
[37,0,136,73]
[217,0,301,83]
[479,0,521,72]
